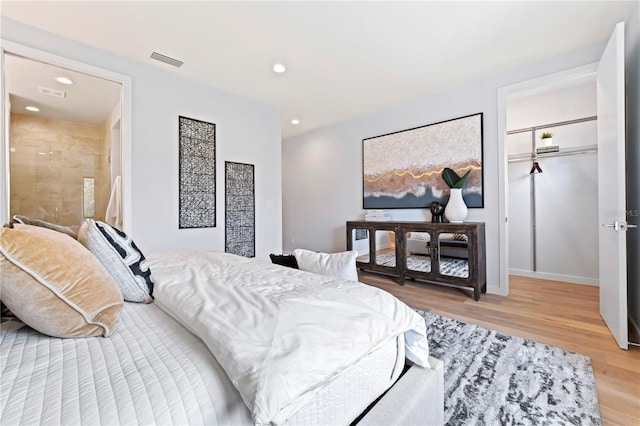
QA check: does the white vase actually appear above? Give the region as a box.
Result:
[445,188,468,223]
[542,137,553,147]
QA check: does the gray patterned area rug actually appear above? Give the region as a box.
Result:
[375,253,469,278]
[419,311,601,426]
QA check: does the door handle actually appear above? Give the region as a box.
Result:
[602,222,621,231]
[602,221,637,231]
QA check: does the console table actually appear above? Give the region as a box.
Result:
[346,221,486,300]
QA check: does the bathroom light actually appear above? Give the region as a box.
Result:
[56,77,74,85]
[273,63,286,73]
[25,106,39,112]
[291,119,300,125]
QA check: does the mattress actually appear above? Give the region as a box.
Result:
[1,301,405,425]
[287,333,404,425]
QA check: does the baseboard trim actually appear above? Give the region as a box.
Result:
[509,269,599,286]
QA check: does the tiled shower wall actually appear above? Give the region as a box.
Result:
[9,114,110,228]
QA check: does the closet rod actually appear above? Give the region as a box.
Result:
[507,115,597,135]
[508,145,598,163]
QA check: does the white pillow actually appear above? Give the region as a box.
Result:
[293,249,359,282]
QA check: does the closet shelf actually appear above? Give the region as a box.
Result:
[508,144,598,163]
[507,116,597,135]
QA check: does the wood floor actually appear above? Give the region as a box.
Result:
[358,271,640,426]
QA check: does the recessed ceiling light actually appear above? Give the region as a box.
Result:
[56,77,74,85]
[25,106,39,112]
[273,63,286,73]
[291,119,300,125]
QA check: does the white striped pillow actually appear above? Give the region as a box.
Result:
[78,220,154,303]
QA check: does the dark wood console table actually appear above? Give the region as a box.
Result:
[346,221,486,300]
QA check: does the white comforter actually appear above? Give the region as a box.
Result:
[147,251,430,425]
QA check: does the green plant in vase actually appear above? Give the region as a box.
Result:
[540,131,553,147]
[442,167,471,189]
[441,167,471,223]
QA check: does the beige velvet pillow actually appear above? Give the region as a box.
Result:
[0,224,123,338]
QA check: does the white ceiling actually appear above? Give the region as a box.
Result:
[5,53,121,125]
[1,1,637,138]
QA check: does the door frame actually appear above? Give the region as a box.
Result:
[496,63,598,295]
[0,39,133,234]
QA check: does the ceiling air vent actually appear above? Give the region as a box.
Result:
[38,86,66,98]
[150,52,184,68]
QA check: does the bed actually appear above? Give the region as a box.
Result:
[0,222,444,426]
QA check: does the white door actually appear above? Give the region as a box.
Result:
[597,22,628,350]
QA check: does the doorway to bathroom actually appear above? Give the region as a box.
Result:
[3,51,122,232]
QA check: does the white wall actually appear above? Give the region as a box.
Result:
[0,18,282,259]
[507,82,597,130]
[507,82,599,286]
[282,43,605,295]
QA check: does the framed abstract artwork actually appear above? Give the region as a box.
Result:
[225,161,255,258]
[362,113,484,209]
[178,116,216,228]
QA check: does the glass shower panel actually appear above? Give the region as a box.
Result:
[9,114,110,228]
[39,148,63,223]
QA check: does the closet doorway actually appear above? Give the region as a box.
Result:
[506,80,599,286]
[497,63,599,296]
[1,41,132,232]
[498,24,630,350]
